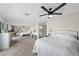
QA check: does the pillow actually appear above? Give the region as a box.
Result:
[50,31,78,38]
[50,33,77,40]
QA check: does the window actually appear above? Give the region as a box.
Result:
[0,22,1,33]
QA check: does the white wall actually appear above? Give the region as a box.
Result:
[47,14,79,32]
[0,17,6,23]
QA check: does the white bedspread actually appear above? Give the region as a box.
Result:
[33,36,79,56]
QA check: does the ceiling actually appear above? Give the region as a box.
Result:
[0,3,79,25]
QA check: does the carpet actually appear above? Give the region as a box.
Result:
[0,36,35,56]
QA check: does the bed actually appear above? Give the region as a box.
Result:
[16,31,30,36]
[33,31,79,56]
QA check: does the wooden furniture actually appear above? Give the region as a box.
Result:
[0,33,12,49]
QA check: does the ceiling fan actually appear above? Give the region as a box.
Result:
[39,3,66,18]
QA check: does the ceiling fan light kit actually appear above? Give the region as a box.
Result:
[48,15,53,18]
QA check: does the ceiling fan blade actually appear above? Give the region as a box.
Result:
[51,3,66,13]
[41,6,49,13]
[52,13,63,15]
[39,14,48,17]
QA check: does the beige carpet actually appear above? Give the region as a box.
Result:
[0,36,35,56]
